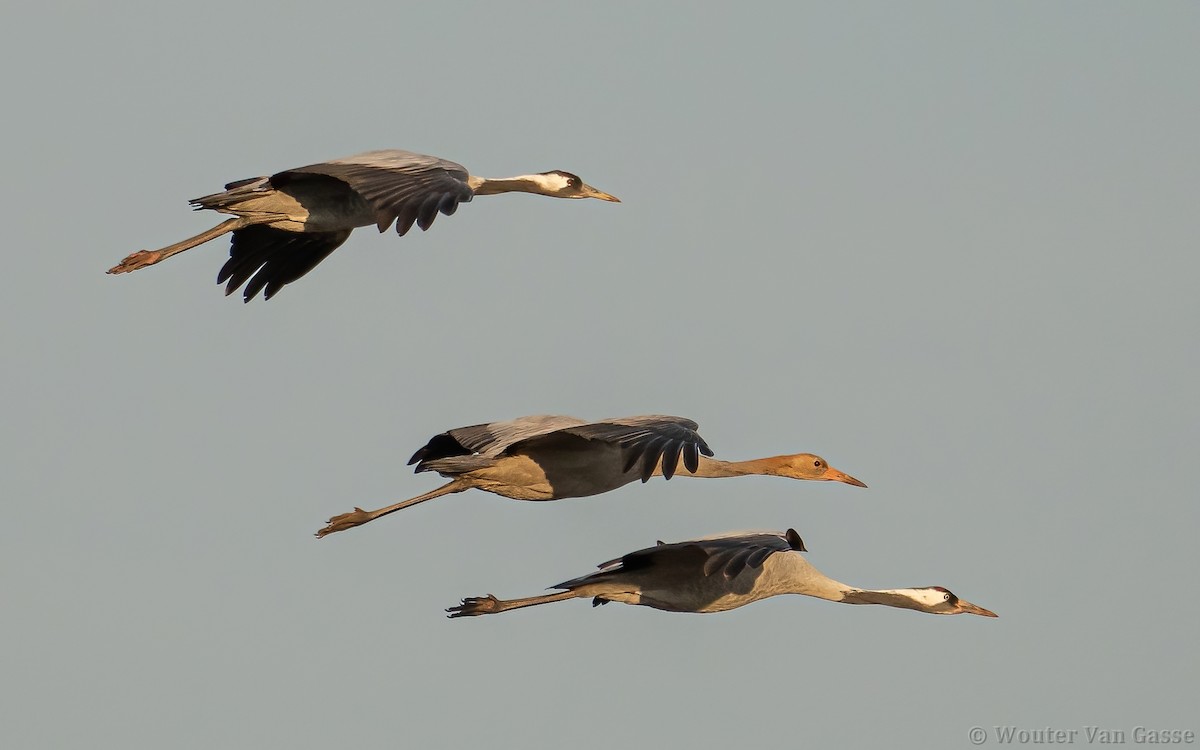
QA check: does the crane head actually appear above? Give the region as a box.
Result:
[769,454,868,487]
[917,586,998,617]
[538,171,621,202]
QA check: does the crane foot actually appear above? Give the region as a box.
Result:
[447,595,501,618]
[315,507,372,538]
[107,250,165,274]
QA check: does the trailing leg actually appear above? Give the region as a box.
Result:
[447,590,580,618]
[315,479,470,538]
[108,218,252,274]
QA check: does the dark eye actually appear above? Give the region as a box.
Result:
[943,592,951,601]
[813,460,822,467]
[569,177,580,188]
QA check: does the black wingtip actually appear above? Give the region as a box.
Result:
[640,453,657,483]
[660,441,683,481]
[639,438,668,483]
[682,442,699,474]
[661,454,676,480]
[785,528,807,552]
[622,446,645,475]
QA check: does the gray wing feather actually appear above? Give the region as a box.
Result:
[581,531,794,584]
[273,150,474,235]
[409,414,712,481]
[519,415,714,482]
[454,415,590,457]
[409,414,588,469]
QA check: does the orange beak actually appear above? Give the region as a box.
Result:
[823,466,867,488]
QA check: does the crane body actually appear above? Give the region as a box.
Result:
[107,149,618,301]
[316,414,866,538]
[448,529,998,618]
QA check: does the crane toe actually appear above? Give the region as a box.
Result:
[107,250,164,274]
[446,595,500,618]
[315,507,372,538]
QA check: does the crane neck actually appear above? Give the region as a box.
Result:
[675,456,785,478]
[468,174,561,197]
[769,554,855,602]
[839,588,933,612]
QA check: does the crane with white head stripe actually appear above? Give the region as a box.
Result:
[107,149,618,301]
[448,528,998,618]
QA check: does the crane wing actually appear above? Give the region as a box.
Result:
[520,415,714,482]
[695,533,796,580]
[217,226,352,301]
[407,414,713,481]
[581,530,802,584]
[273,150,474,236]
[408,415,588,470]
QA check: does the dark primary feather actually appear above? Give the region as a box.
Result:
[698,533,795,579]
[584,543,710,580]
[784,528,807,552]
[660,440,684,480]
[538,416,713,483]
[408,415,712,483]
[218,227,352,301]
[407,432,473,468]
[580,531,797,586]
[274,150,474,235]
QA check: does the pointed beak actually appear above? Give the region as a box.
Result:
[823,466,868,488]
[582,184,620,202]
[956,599,998,618]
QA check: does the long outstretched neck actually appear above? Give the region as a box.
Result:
[468,174,561,197]
[670,455,782,479]
[839,588,931,611]
[772,555,857,602]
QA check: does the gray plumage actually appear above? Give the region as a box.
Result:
[591,529,806,582]
[107,149,619,301]
[272,150,473,235]
[316,413,867,539]
[409,414,712,481]
[448,529,999,618]
[315,414,716,539]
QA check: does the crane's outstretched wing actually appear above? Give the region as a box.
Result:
[217,226,352,301]
[578,529,805,586]
[409,414,713,482]
[273,150,474,235]
[693,530,805,579]
[534,415,715,482]
[409,415,589,470]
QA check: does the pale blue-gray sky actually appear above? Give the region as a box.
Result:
[2,3,1197,748]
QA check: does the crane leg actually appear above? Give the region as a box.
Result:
[107,217,252,274]
[315,479,470,538]
[446,590,580,618]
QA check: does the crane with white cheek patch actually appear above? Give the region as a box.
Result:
[447,528,998,619]
[108,149,619,301]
